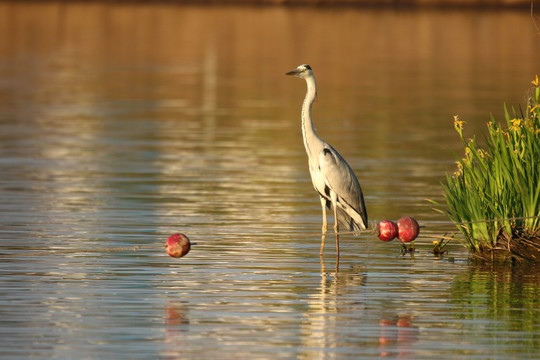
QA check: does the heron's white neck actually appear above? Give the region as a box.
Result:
[301,74,320,155]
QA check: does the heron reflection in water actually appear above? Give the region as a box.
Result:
[286,64,368,257]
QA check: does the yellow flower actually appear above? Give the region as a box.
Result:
[532,75,539,87]
[453,115,465,130]
[510,118,523,127]
[463,148,472,162]
[477,149,486,159]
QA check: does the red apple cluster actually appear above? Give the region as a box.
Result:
[377,217,420,243]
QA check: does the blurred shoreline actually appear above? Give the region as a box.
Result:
[0,0,535,10]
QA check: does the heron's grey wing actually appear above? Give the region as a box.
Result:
[318,145,368,230]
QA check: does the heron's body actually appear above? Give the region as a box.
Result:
[287,64,368,255]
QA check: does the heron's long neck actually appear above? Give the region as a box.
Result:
[301,75,320,155]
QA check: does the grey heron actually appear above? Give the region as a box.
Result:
[286,64,368,256]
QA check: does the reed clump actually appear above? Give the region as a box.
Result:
[441,76,540,262]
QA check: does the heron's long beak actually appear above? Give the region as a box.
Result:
[286,69,300,75]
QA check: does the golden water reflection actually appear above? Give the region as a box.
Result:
[1,2,540,359]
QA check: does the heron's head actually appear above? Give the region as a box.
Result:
[286,64,313,79]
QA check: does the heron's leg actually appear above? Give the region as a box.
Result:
[320,197,328,234]
[331,193,340,257]
[320,234,326,256]
[319,197,327,256]
[334,211,340,258]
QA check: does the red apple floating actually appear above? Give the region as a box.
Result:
[377,220,398,242]
[165,233,191,258]
[397,217,420,243]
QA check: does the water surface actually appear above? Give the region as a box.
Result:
[1,3,539,359]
